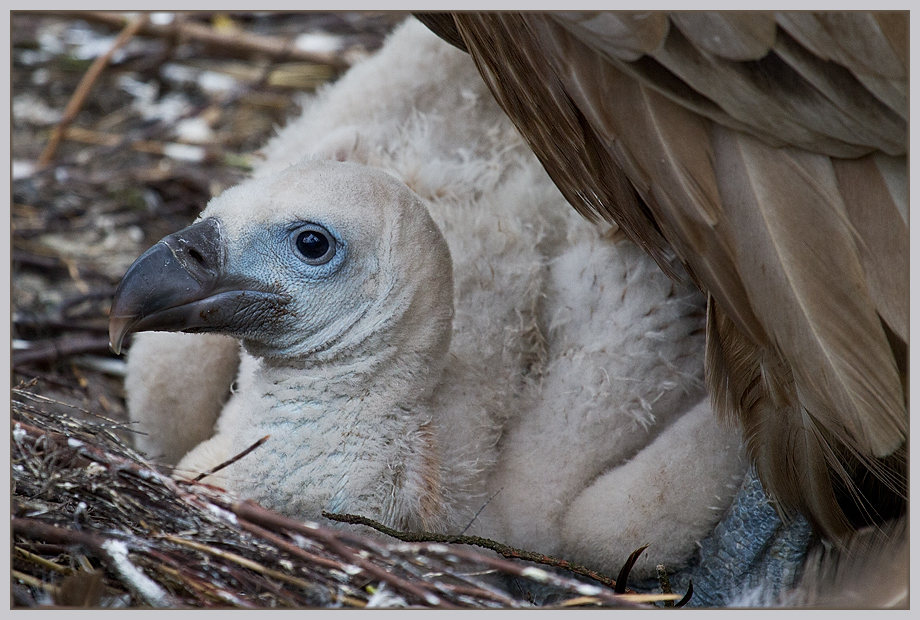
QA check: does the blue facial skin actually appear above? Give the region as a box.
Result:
[221,216,389,364]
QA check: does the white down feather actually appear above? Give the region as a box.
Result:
[124,19,747,579]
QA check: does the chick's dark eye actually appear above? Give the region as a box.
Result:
[295,226,334,264]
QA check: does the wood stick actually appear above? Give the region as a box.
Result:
[656,563,674,607]
[60,126,223,164]
[14,547,74,575]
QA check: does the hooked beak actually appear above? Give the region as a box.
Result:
[108,217,286,354]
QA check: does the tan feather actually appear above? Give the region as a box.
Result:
[411,13,467,52]
[705,297,850,536]
[452,14,674,273]
[871,12,909,69]
[832,156,909,344]
[871,153,908,224]
[552,13,905,158]
[776,12,908,119]
[670,11,776,61]
[777,12,907,80]
[770,29,906,155]
[648,22,905,157]
[553,11,670,61]
[847,73,908,123]
[710,126,906,459]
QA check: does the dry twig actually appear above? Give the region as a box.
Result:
[322,510,630,593]
[192,435,270,482]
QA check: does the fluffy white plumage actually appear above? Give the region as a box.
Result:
[116,20,746,579]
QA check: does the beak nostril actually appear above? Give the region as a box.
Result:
[188,248,205,265]
[161,218,223,277]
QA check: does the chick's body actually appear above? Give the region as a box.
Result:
[118,20,746,579]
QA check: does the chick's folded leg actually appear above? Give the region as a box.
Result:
[125,331,240,465]
[559,397,748,581]
[475,233,725,567]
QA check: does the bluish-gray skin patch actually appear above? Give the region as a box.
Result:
[495,467,814,607]
[644,467,815,607]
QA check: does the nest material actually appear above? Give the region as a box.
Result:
[11,387,671,609]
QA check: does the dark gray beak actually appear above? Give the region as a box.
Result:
[108,217,284,354]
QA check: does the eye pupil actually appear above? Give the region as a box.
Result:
[296,228,333,263]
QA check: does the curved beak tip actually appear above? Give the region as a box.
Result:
[108,315,132,356]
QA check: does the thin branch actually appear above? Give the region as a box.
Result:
[12,249,113,283]
[12,569,61,597]
[657,563,674,607]
[14,547,74,575]
[11,416,171,485]
[322,510,625,592]
[235,518,344,573]
[193,435,270,482]
[61,126,226,164]
[459,486,502,536]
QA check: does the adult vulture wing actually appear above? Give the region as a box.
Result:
[417,11,908,542]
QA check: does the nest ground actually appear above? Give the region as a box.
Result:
[13,388,679,608]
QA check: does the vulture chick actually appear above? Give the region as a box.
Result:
[416,11,908,545]
[111,20,748,580]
